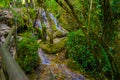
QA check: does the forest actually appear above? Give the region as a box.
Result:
[0,0,120,80]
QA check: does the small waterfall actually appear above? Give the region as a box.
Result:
[48,12,68,34]
[49,13,59,29]
[35,9,68,34]
[35,19,42,29]
[38,48,50,65]
[41,10,49,28]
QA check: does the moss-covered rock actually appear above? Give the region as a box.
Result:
[53,30,63,38]
[40,38,67,54]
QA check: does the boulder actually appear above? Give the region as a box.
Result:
[0,24,10,46]
[40,38,67,54]
[0,24,10,36]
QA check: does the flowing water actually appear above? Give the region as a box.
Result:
[35,9,68,34]
[38,48,50,65]
[38,48,85,80]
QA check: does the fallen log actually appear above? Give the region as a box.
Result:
[0,26,29,80]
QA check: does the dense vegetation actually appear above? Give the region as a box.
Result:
[16,32,40,73]
[66,30,112,79]
[0,0,120,80]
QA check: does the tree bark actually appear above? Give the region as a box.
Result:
[93,31,120,80]
[0,68,6,80]
[0,26,29,80]
[101,0,113,45]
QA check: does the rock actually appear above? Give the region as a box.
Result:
[0,24,10,35]
[53,37,65,43]
[0,24,10,46]
[0,36,5,43]
[41,38,67,54]
[1,10,13,19]
[0,10,13,25]
[0,24,10,29]
[53,30,67,38]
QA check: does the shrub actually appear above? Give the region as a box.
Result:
[66,30,96,72]
[66,30,111,79]
[16,32,40,73]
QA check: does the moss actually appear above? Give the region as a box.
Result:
[67,59,81,71]
[40,38,67,54]
[27,71,36,80]
[53,30,64,38]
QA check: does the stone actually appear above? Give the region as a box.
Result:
[0,24,10,46]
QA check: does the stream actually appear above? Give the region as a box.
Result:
[38,48,85,80]
[38,48,50,65]
[30,8,85,80]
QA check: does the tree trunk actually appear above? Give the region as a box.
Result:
[0,68,6,80]
[93,31,120,80]
[0,26,29,80]
[101,0,113,45]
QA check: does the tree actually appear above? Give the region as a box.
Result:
[101,0,114,45]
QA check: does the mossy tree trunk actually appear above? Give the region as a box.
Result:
[0,26,29,80]
[100,0,114,45]
[93,31,120,80]
[0,68,6,80]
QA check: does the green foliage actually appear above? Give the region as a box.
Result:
[111,0,120,13]
[0,0,10,8]
[28,8,36,22]
[66,30,111,79]
[66,30,96,72]
[0,0,5,8]
[45,0,59,13]
[37,28,42,38]
[16,32,40,73]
